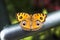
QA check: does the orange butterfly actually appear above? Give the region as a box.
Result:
[16,12,47,31]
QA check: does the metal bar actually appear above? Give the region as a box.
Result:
[0,10,60,40]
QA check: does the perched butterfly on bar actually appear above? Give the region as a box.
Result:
[16,9,47,31]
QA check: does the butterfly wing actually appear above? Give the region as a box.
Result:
[31,13,43,31]
[17,13,31,31]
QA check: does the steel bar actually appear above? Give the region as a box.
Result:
[0,10,60,40]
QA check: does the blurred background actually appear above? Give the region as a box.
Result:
[0,0,60,40]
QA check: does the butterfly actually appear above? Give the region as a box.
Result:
[16,12,47,31]
[16,9,47,31]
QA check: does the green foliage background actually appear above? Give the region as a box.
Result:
[4,0,60,40]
